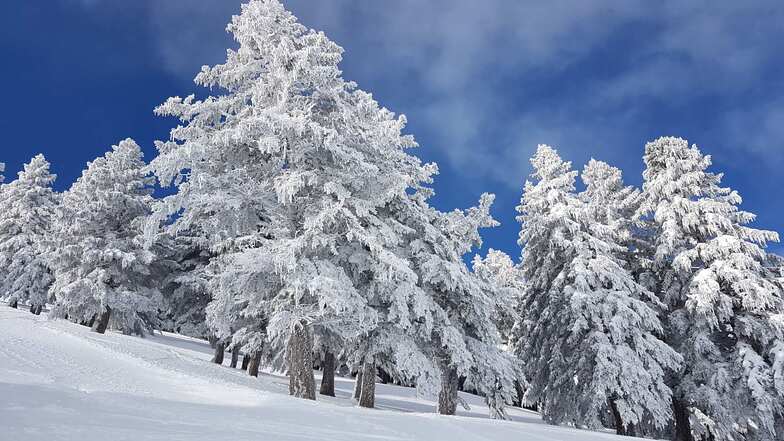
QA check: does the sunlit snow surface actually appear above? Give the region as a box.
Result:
[0,307,646,440]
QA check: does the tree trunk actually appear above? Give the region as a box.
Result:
[437,362,459,415]
[33,305,42,315]
[9,298,18,308]
[377,367,393,384]
[230,347,239,368]
[319,351,336,397]
[242,353,250,371]
[286,320,316,400]
[353,371,363,400]
[211,340,225,365]
[609,396,636,436]
[91,306,111,334]
[673,396,694,441]
[248,351,262,377]
[29,304,36,314]
[513,380,525,407]
[358,360,376,408]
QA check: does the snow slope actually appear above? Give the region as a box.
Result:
[0,307,645,440]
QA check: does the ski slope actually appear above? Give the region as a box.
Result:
[0,307,644,441]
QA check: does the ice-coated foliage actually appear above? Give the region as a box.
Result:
[0,155,59,308]
[49,139,161,334]
[473,248,524,345]
[2,0,782,433]
[388,191,521,416]
[514,145,681,433]
[640,136,784,441]
[147,0,438,386]
[155,232,212,339]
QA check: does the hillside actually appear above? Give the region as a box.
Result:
[0,307,644,441]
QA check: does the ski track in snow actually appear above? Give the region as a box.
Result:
[0,308,650,441]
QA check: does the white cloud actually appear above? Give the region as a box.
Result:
[69,0,784,188]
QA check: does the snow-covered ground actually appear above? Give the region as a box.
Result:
[0,307,643,440]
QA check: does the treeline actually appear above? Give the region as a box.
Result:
[0,1,782,440]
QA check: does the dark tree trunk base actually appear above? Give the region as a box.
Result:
[91,307,111,334]
[609,396,636,436]
[673,396,694,441]
[286,321,316,400]
[9,299,18,309]
[248,352,262,377]
[513,380,525,408]
[358,361,376,408]
[438,363,458,415]
[230,347,239,368]
[320,351,336,397]
[353,372,363,400]
[242,353,250,371]
[211,341,226,365]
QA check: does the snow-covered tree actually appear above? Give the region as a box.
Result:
[384,192,520,418]
[148,0,436,401]
[155,231,212,339]
[514,145,681,435]
[0,162,5,184]
[472,248,524,345]
[0,155,59,312]
[49,139,161,334]
[640,136,784,441]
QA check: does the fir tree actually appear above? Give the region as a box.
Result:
[514,145,681,434]
[156,231,212,339]
[148,0,435,400]
[0,155,58,312]
[472,248,524,346]
[390,192,520,417]
[49,139,161,334]
[640,136,784,441]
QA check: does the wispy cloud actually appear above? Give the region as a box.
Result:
[68,0,784,189]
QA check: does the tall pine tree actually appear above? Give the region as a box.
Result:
[514,145,681,434]
[0,155,59,312]
[50,139,161,334]
[148,0,436,400]
[640,137,784,441]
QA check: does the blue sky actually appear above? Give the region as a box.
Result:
[2,0,783,257]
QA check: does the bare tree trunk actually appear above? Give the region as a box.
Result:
[248,351,262,377]
[9,298,18,308]
[353,371,363,400]
[286,320,316,400]
[609,396,636,436]
[34,305,42,315]
[319,351,336,397]
[91,306,111,334]
[358,361,376,408]
[437,361,459,415]
[230,347,239,368]
[513,380,525,407]
[673,396,694,441]
[29,304,36,314]
[242,353,250,371]
[377,367,393,384]
[211,340,226,365]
